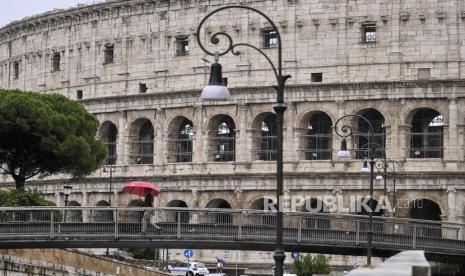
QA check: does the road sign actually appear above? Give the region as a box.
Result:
[291,252,300,260]
[184,249,193,258]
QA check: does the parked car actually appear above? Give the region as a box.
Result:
[167,262,210,276]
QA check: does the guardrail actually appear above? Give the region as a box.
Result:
[0,207,464,256]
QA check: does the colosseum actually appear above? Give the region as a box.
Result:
[0,0,465,266]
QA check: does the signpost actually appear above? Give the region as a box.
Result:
[184,249,193,262]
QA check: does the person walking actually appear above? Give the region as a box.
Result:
[141,188,161,233]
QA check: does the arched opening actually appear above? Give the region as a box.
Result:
[301,198,330,229]
[409,199,442,237]
[301,112,332,160]
[353,197,384,232]
[93,200,113,222]
[409,109,443,158]
[354,109,385,159]
[166,200,189,223]
[66,201,83,222]
[99,121,118,165]
[206,199,232,224]
[122,199,144,223]
[167,117,194,163]
[129,118,154,164]
[208,115,236,162]
[249,198,276,226]
[254,113,277,161]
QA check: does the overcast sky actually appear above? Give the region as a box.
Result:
[0,1,101,28]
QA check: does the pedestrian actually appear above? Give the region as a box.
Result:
[141,188,161,234]
[216,258,224,273]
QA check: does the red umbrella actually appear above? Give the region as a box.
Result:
[122,181,161,197]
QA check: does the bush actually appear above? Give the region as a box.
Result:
[0,189,55,206]
[290,254,331,276]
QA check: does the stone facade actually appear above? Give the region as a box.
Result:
[0,0,465,226]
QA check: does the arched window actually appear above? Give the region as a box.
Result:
[66,201,83,222]
[354,109,385,159]
[128,119,154,164]
[205,199,232,224]
[257,114,277,161]
[250,198,275,226]
[138,120,154,164]
[166,200,189,223]
[209,115,236,162]
[409,199,442,237]
[303,112,332,160]
[93,200,113,222]
[99,122,118,165]
[175,119,194,162]
[410,109,443,158]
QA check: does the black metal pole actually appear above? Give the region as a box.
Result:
[273,101,286,276]
[196,6,290,276]
[367,159,375,267]
[393,177,397,216]
[109,164,113,206]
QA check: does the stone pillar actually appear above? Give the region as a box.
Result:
[387,98,401,159]
[81,191,92,222]
[193,105,204,163]
[332,100,345,160]
[117,111,128,165]
[447,186,457,221]
[236,101,249,162]
[284,102,298,162]
[446,97,459,160]
[154,108,165,165]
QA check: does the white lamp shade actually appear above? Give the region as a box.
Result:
[337,150,351,159]
[201,85,230,100]
[360,166,370,173]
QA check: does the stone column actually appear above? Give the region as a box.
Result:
[82,192,89,222]
[193,105,204,163]
[332,100,345,160]
[284,102,298,162]
[387,98,401,159]
[236,101,249,162]
[447,186,457,221]
[117,111,128,165]
[154,108,165,165]
[446,97,459,160]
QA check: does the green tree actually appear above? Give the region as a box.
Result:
[0,89,106,190]
[290,254,331,276]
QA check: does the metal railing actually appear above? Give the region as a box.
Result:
[0,207,464,256]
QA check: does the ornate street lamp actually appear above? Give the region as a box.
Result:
[102,164,114,206]
[63,184,72,223]
[196,5,291,276]
[375,158,397,216]
[63,184,73,207]
[334,114,376,267]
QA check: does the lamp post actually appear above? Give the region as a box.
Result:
[196,6,290,276]
[103,164,114,206]
[375,158,397,216]
[334,114,376,267]
[63,184,72,223]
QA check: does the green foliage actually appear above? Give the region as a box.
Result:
[0,89,107,190]
[290,254,331,276]
[128,248,158,260]
[0,189,55,206]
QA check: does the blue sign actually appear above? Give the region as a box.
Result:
[184,249,193,258]
[291,252,300,260]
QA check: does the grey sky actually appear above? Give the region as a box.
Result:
[0,1,101,28]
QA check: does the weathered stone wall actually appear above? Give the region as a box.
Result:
[0,0,464,225]
[0,249,167,276]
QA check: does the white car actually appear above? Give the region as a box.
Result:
[167,262,210,276]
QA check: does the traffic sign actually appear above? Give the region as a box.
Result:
[291,252,300,260]
[184,249,193,258]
